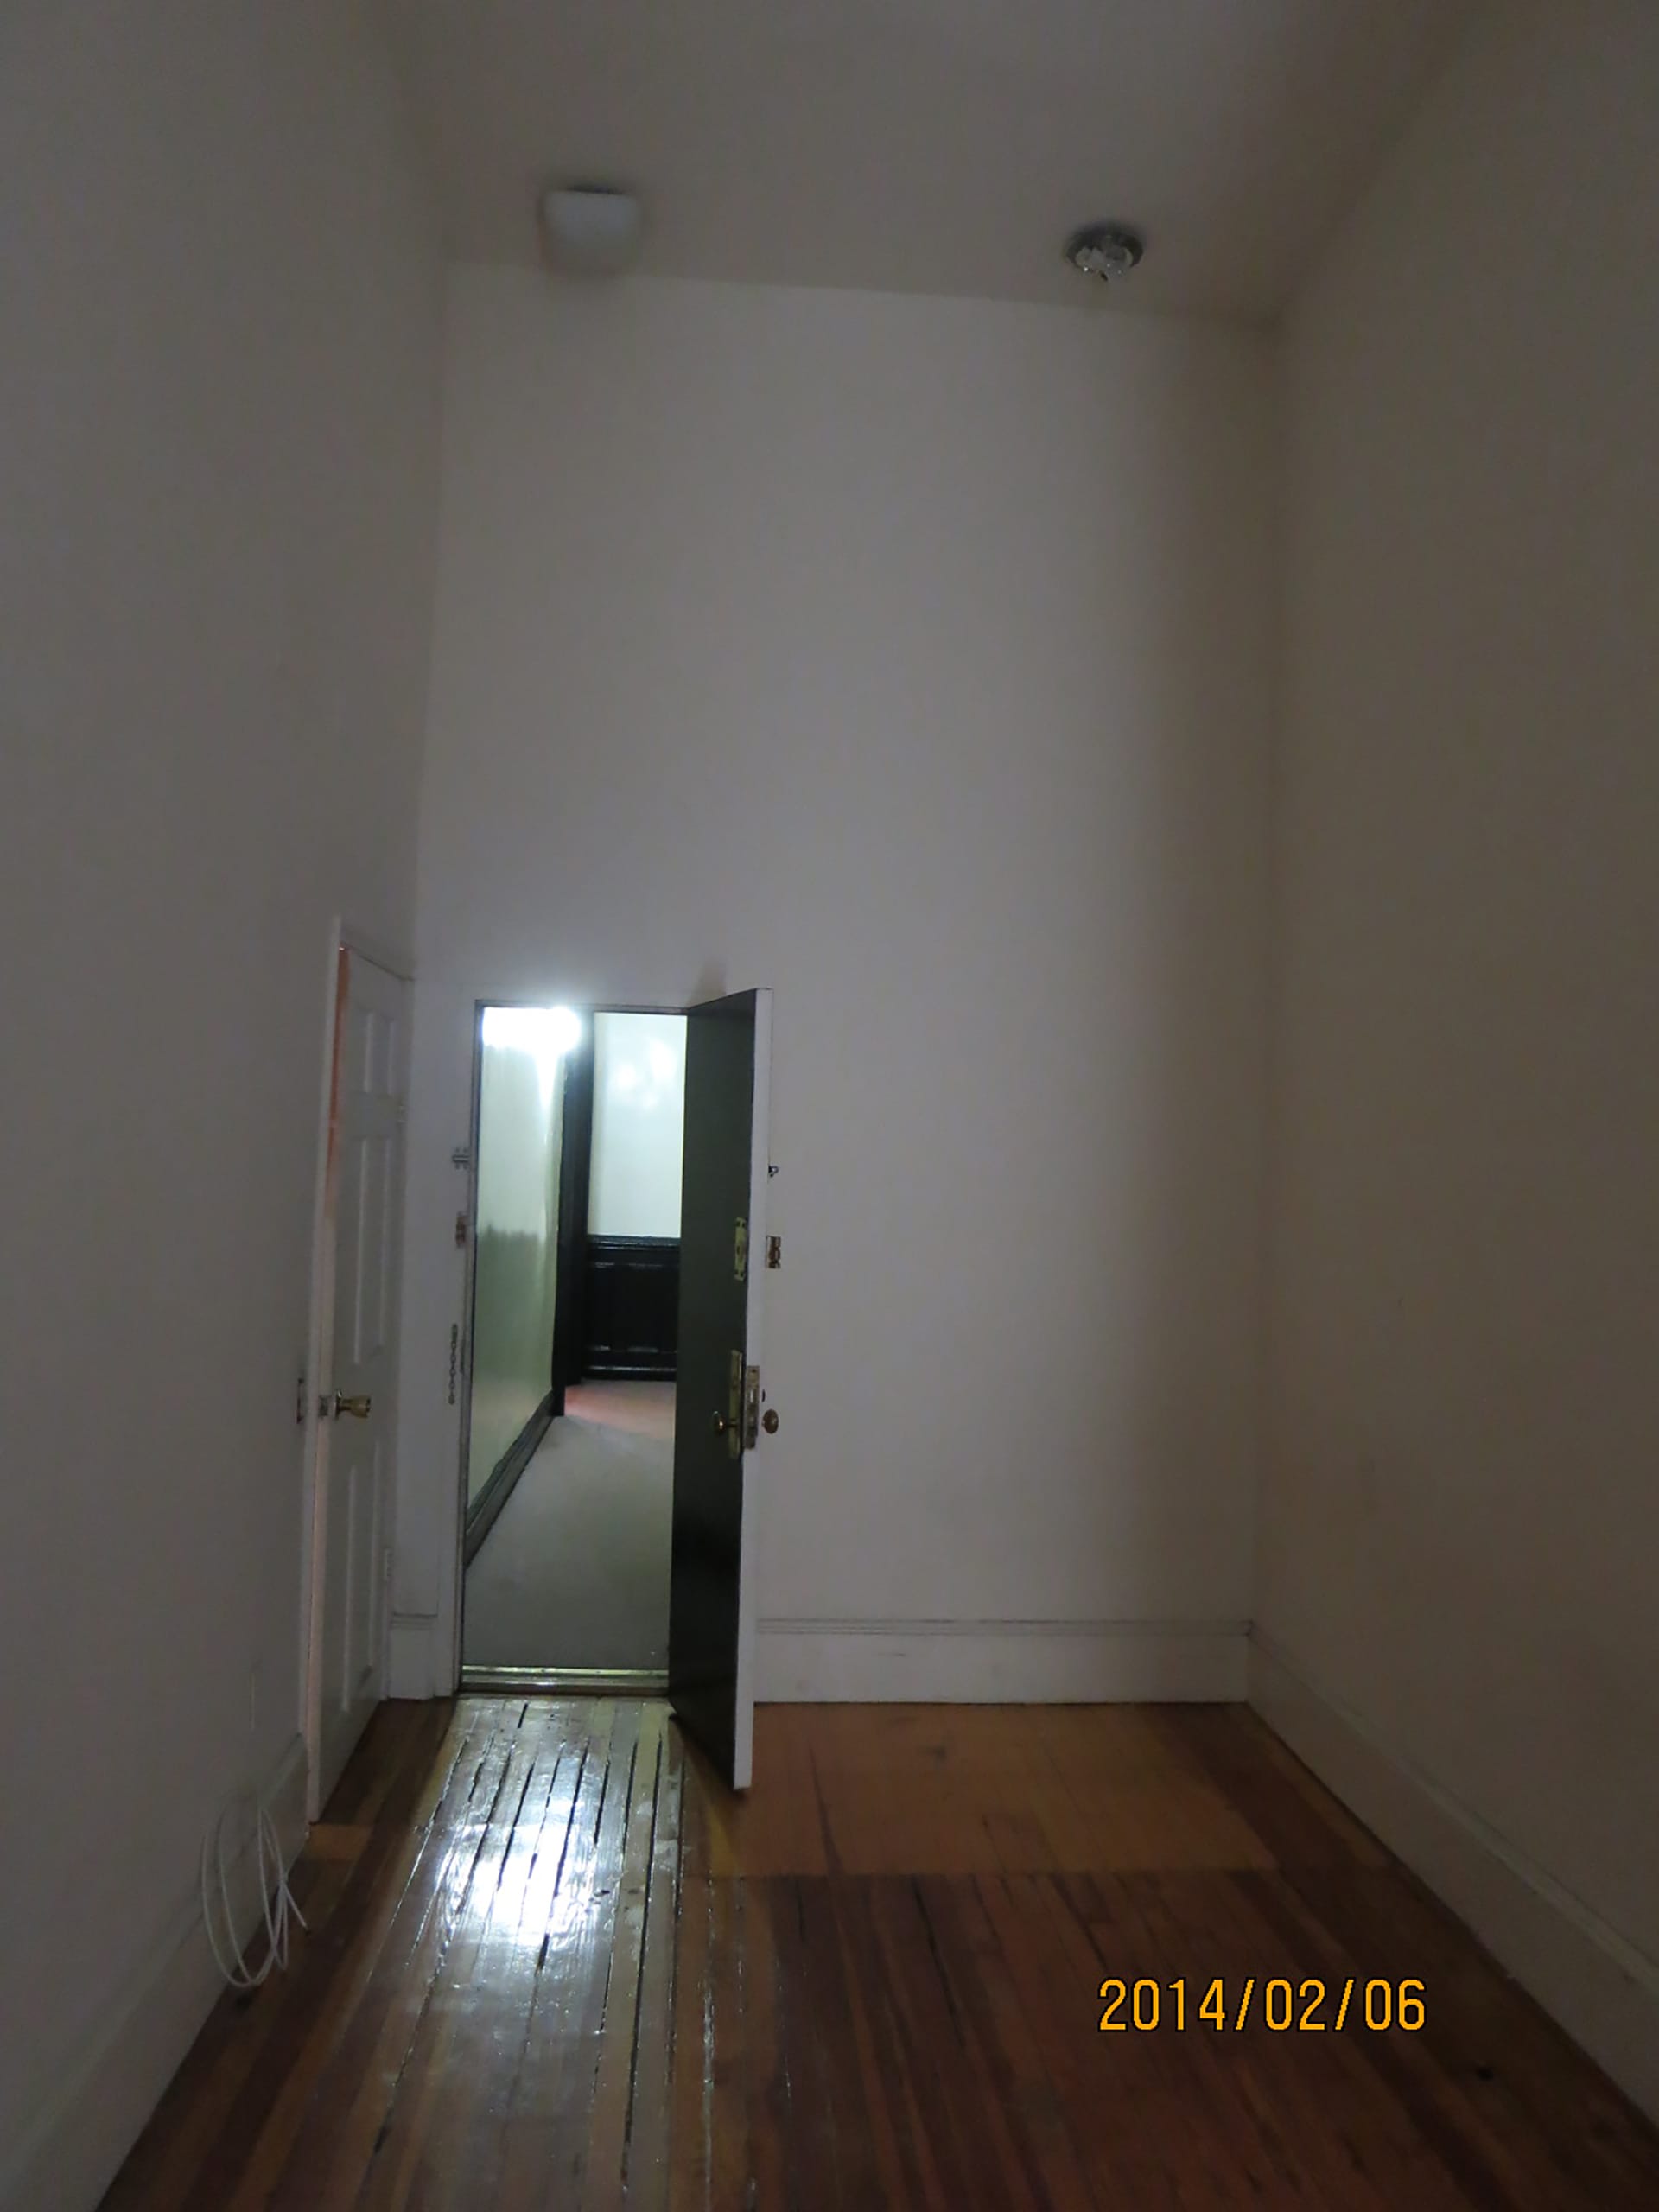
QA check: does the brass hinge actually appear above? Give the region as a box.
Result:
[734,1216,747,1283]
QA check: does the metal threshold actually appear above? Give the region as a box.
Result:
[460,1665,668,1696]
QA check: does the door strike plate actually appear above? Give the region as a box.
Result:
[726,1349,743,1462]
[743,1366,761,1452]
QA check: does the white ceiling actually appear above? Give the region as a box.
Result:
[383,0,1472,321]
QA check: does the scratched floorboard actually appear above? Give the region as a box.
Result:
[100,1697,1659,2209]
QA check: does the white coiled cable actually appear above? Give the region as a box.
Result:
[200,1792,308,1991]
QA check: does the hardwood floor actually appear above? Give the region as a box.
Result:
[102,1697,1659,2209]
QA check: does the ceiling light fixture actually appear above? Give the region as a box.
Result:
[539,185,644,277]
[1065,223,1145,285]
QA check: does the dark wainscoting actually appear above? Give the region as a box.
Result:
[582,1236,679,1378]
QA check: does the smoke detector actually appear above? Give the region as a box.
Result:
[1065,223,1145,285]
[540,186,645,278]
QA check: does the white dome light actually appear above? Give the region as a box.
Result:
[540,186,645,277]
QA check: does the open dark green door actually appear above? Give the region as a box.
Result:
[669,988,772,1789]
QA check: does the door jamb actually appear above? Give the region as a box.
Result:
[449,997,689,1692]
[299,918,414,1821]
[550,1027,595,1409]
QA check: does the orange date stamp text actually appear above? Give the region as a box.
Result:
[1096,1977,1425,2033]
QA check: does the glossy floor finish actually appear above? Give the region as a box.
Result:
[565,1381,675,1443]
[103,1698,1659,2209]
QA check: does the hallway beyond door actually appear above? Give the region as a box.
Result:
[463,1381,673,1674]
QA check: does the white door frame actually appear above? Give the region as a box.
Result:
[299,918,415,1821]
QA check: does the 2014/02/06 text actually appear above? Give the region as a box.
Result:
[1096,1978,1426,2033]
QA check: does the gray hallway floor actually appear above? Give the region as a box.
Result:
[461,1380,674,1672]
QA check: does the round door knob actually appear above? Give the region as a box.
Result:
[761,1408,779,1434]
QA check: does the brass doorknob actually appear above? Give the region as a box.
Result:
[761,1408,779,1434]
[333,1393,372,1420]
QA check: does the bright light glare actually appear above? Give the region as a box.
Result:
[481,1003,582,1109]
[604,1035,680,1116]
[481,1004,582,1056]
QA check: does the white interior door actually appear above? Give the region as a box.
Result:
[309,948,409,1815]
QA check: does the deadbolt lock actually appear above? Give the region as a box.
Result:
[715,1363,772,1452]
[722,1350,743,1461]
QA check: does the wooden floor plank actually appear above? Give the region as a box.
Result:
[99,1699,1659,2211]
[586,1703,671,2209]
[664,1869,714,2212]
[489,1700,620,2212]
[696,1867,754,2212]
[620,1717,682,2209]
[356,1701,576,2212]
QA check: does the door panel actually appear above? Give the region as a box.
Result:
[582,1236,680,1377]
[311,950,408,1815]
[669,988,771,1789]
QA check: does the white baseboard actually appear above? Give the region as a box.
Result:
[1,1733,309,2212]
[390,1609,1245,1706]
[389,1611,442,1700]
[1249,1631,1659,2126]
[755,1617,1249,1702]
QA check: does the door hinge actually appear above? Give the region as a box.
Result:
[454,1211,469,1249]
[734,1216,747,1283]
[450,1144,472,1170]
[382,1545,393,1589]
[447,1323,460,1407]
[766,1235,781,1270]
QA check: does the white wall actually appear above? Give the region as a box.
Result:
[590,1011,687,1239]
[0,3,442,2200]
[475,1018,569,1238]
[1260,0,1659,2114]
[393,268,1276,1701]
[467,1023,565,1502]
